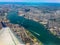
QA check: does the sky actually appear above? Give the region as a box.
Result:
[0,0,60,3]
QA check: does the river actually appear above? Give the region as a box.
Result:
[7,11,60,45]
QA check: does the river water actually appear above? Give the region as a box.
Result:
[7,11,60,45]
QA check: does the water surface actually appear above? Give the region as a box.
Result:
[7,11,60,45]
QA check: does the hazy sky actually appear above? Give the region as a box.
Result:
[0,0,60,3]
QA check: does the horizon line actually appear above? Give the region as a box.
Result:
[0,2,60,3]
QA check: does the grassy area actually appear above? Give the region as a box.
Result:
[26,30,43,45]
